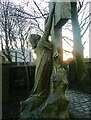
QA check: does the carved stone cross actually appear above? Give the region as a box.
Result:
[49,2,71,28]
[50,2,71,64]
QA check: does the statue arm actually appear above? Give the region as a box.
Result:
[43,40,53,49]
[41,3,55,42]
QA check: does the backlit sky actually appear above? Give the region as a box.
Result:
[2,0,90,60]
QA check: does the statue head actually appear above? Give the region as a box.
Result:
[29,34,41,49]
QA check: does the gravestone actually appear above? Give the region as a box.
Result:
[49,2,70,28]
[50,2,71,64]
[46,1,71,119]
[20,2,71,119]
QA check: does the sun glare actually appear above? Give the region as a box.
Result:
[63,52,73,61]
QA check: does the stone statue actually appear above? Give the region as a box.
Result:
[20,3,55,118]
[38,52,69,119]
[19,51,69,119]
[20,1,70,119]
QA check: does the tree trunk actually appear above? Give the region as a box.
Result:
[71,2,83,57]
[70,2,89,85]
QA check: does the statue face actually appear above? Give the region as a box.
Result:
[29,34,41,49]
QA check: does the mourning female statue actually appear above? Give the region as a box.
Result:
[20,1,70,118]
[20,3,55,118]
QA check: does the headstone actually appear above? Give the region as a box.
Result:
[49,2,71,118]
[49,2,71,28]
[20,2,71,119]
[50,2,71,63]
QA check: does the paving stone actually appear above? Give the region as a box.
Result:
[67,89,91,118]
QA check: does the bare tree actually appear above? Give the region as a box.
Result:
[71,2,84,57]
[70,1,89,84]
[62,0,90,59]
[0,1,32,62]
[0,2,13,62]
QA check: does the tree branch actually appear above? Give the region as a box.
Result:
[81,21,91,37]
[33,0,45,18]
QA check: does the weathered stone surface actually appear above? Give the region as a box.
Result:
[20,2,70,119]
[49,2,71,28]
[20,3,55,119]
[20,67,69,119]
[20,95,46,118]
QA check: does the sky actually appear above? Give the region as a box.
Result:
[1,0,90,60]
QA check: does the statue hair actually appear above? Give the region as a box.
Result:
[29,34,41,49]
